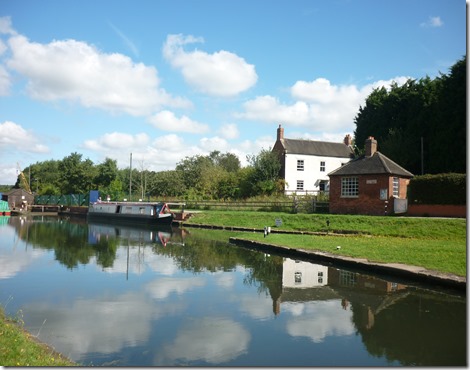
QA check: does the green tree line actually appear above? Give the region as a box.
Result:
[12,149,283,200]
[354,55,466,175]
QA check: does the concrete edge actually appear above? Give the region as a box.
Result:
[228,237,467,293]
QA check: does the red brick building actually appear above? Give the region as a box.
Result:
[328,137,413,216]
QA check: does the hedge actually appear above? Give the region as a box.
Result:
[408,173,466,205]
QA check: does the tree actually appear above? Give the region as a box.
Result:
[354,56,466,175]
[95,158,118,189]
[58,152,96,194]
[246,148,282,196]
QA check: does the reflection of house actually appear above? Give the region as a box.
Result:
[2,188,34,211]
[328,136,414,215]
[282,259,328,288]
[272,124,354,195]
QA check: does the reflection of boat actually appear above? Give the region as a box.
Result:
[88,201,174,225]
[88,223,172,246]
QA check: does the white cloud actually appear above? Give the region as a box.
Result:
[147,110,209,133]
[0,64,11,96]
[420,16,444,28]
[0,121,49,153]
[6,34,191,116]
[163,34,258,97]
[218,123,239,139]
[83,132,150,151]
[237,77,411,133]
[0,16,16,35]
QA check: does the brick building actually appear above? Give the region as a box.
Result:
[328,136,413,216]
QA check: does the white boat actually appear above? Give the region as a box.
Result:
[88,201,174,225]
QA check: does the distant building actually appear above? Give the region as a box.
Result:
[2,188,34,210]
[272,124,354,195]
[328,136,413,215]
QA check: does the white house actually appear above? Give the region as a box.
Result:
[272,124,354,195]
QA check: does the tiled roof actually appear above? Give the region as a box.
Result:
[328,152,414,177]
[282,138,353,158]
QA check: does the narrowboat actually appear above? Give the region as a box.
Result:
[87,201,174,225]
[0,200,11,216]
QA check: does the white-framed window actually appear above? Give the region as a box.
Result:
[393,177,399,197]
[297,160,304,171]
[341,177,359,197]
[320,161,326,172]
[297,180,304,191]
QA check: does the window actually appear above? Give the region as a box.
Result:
[297,160,304,171]
[320,161,325,172]
[341,177,359,197]
[296,180,304,191]
[393,177,399,197]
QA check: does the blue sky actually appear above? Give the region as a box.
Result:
[0,0,466,185]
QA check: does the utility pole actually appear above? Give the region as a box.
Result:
[421,137,424,175]
[129,152,132,201]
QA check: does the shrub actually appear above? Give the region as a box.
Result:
[408,173,466,205]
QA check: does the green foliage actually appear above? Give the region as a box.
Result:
[408,173,466,205]
[354,56,466,174]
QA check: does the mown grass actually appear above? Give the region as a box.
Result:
[185,210,467,276]
[0,307,76,366]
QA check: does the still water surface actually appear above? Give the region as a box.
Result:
[0,215,466,366]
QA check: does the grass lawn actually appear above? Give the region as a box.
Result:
[0,308,76,366]
[185,210,466,276]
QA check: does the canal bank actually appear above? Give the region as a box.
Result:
[176,221,466,292]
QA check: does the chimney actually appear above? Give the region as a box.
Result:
[343,134,352,146]
[277,124,284,141]
[365,136,377,157]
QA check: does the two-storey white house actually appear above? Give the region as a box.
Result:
[272,124,354,195]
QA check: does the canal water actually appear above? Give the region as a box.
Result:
[0,215,466,366]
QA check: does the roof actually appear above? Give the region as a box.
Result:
[328,151,414,178]
[280,138,353,158]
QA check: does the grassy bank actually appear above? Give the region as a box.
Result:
[0,307,76,366]
[185,211,466,276]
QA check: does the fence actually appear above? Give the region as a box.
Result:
[35,194,90,206]
[34,194,330,214]
[182,199,329,214]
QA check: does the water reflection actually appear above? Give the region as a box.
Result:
[0,216,466,366]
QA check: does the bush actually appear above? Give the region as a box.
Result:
[408,173,466,205]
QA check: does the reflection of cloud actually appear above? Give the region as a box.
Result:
[155,317,250,365]
[24,291,187,363]
[145,277,206,300]
[0,226,46,279]
[103,246,179,276]
[213,271,236,288]
[24,292,157,360]
[238,294,274,321]
[284,300,354,343]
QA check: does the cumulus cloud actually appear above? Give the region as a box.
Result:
[0,16,16,35]
[5,34,191,116]
[218,123,239,139]
[0,121,49,153]
[237,77,410,132]
[147,110,209,133]
[420,16,444,28]
[83,132,150,151]
[163,34,257,97]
